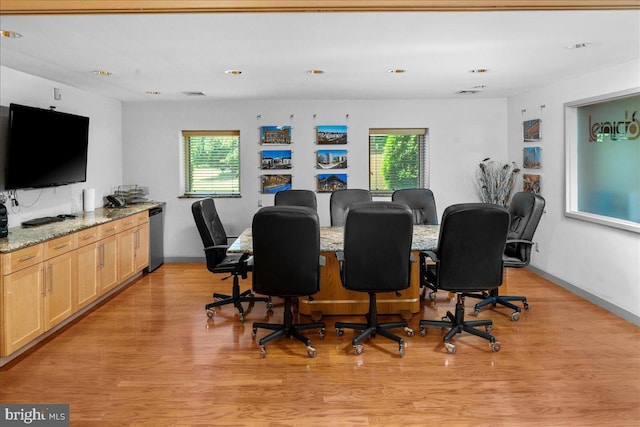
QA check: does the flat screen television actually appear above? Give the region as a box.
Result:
[5,103,89,190]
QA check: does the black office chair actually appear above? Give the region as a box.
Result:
[392,188,439,300]
[192,198,269,322]
[465,192,546,320]
[419,203,509,354]
[329,189,372,226]
[251,206,326,358]
[274,189,317,210]
[334,202,415,357]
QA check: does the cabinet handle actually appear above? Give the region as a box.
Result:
[135,230,140,249]
[82,234,95,240]
[19,254,36,262]
[105,227,115,232]
[48,265,53,293]
[54,243,69,250]
[42,267,47,296]
[101,244,105,268]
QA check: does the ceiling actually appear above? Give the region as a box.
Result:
[0,10,639,102]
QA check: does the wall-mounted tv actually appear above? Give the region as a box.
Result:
[5,103,89,190]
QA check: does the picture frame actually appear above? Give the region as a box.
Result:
[523,174,541,194]
[316,149,347,169]
[261,174,292,194]
[316,125,347,145]
[523,146,541,169]
[260,150,292,169]
[523,118,541,142]
[316,173,347,192]
[260,126,292,145]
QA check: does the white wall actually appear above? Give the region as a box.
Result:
[507,59,640,320]
[122,98,508,260]
[0,66,123,227]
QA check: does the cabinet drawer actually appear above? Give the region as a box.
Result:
[118,216,137,231]
[1,244,44,275]
[44,235,75,259]
[134,211,149,225]
[99,222,119,238]
[76,227,100,247]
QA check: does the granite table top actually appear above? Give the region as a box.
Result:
[0,202,163,253]
[228,224,440,253]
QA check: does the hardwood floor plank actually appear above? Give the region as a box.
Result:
[1,264,639,426]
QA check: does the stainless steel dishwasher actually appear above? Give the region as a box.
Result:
[147,206,164,272]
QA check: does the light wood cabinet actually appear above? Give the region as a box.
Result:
[0,209,153,359]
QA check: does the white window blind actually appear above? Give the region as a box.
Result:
[183,130,241,197]
[369,128,429,196]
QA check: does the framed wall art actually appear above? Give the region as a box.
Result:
[523,118,541,142]
[261,174,292,194]
[260,126,292,145]
[523,173,541,194]
[316,173,347,192]
[316,125,347,145]
[523,146,541,169]
[260,150,292,169]
[316,149,347,169]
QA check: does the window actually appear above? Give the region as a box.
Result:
[369,128,429,196]
[182,130,241,197]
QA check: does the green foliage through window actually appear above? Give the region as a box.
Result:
[183,131,240,196]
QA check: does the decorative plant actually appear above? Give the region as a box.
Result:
[475,158,520,207]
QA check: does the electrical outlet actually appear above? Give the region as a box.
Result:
[535,242,540,253]
[257,199,262,207]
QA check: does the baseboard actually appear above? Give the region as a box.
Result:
[528,265,640,327]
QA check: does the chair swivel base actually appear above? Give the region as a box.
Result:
[464,288,530,321]
[335,293,414,357]
[419,295,500,354]
[205,276,270,322]
[251,297,325,358]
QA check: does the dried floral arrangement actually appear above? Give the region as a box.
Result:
[475,158,521,207]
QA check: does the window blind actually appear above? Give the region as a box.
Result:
[183,130,240,196]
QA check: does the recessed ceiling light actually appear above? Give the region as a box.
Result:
[182,91,206,96]
[146,91,161,95]
[457,90,480,95]
[0,30,22,38]
[306,70,325,75]
[387,69,406,74]
[225,70,242,75]
[566,43,591,49]
[473,85,487,90]
[93,70,112,76]
[470,69,489,74]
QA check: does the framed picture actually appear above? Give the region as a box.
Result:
[261,174,292,194]
[316,173,347,192]
[260,150,292,169]
[523,146,541,169]
[261,126,292,144]
[316,149,347,169]
[316,125,347,145]
[523,119,541,142]
[523,174,541,194]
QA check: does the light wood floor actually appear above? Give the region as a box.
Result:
[1,264,639,426]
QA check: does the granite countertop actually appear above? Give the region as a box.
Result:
[228,224,440,253]
[0,202,163,253]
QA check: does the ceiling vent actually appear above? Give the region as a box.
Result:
[182,91,206,96]
[457,90,480,94]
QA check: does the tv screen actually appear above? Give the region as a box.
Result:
[6,103,89,190]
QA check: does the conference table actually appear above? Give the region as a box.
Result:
[228,225,440,319]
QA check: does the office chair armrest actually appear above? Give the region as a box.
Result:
[319,255,326,267]
[335,250,345,262]
[506,239,533,246]
[203,244,230,252]
[420,250,439,262]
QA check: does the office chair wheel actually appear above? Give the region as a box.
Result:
[490,340,501,352]
[404,327,414,337]
[319,328,326,340]
[472,309,480,317]
[336,328,344,337]
[399,342,406,357]
[306,345,317,358]
[428,291,437,301]
[485,324,492,334]
[251,328,257,339]
[444,341,456,354]
[523,302,531,310]
[353,344,364,355]
[266,301,274,310]
[206,309,215,319]
[419,326,426,337]
[239,312,245,323]
[259,345,267,358]
[510,311,520,322]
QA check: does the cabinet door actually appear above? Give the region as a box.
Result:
[2,264,45,356]
[117,228,136,282]
[44,251,75,330]
[99,235,119,294]
[134,223,150,272]
[76,242,99,310]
